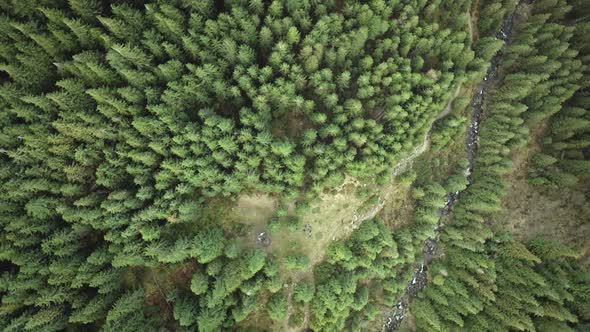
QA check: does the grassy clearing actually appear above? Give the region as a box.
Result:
[233,183,381,331]
[234,185,367,268]
[379,184,415,230]
[231,171,427,331]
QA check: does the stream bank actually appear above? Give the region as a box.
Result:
[382,2,530,330]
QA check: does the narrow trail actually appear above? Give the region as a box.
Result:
[331,82,464,237]
[383,2,529,330]
[283,283,294,332]
[390,82,462,179]
[468,14,474,41]
[467,0,476,43]
[437,84,463,120]
[368,83,464,224]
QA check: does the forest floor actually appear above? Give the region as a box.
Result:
[491,124,590,266]
[235,194,277,231]
[236,181,367,266]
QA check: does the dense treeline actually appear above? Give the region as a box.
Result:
[412,0,590,330]
[528,2,590,187]
[0,0,483,330]
[0,219,279,331]
[415,236,590,331]
[476,0,518,37]
[1,0,478,201]
[430,114,468,151]
[310,218,400,330]
[303,167,471,330]
[1,0,587,330]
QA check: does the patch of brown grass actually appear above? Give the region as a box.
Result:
[492,123,590,267]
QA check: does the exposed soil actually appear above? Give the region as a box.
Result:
[493,125,590,267]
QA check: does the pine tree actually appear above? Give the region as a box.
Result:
[293,280,315,303]
[266,293,287,322]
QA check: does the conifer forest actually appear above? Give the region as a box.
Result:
[0,0,589,331]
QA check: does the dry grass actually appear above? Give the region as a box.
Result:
[235,186,366,265]
[492,124,590,267]
[379,184,414,230]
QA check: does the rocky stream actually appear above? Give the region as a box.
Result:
[382,3,529,330]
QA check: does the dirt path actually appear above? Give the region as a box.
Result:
[283,283,294,331]
[302,302,310,327]
[330,82,464,235]
[468,5,475,42]
[470,0,481,43]
[391,83,462,177]
[437,85,462,120]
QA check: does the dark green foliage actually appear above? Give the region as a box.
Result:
[0,0,585,330]
[0,0,481,327]
[164,248,269,330]
[268,217,282,234]
[172,292,198,327]
[190,270,209,295]
[445,162,469,192]
[431,116,468,151]
[411,182,448,245]
[287,216,300,233]
[415,235,590,332]
[474,37,505,62]
[104,288,159,332]
[527,6,590,187]
[309,218,405,330]
[293,280,315,303]
[413,1,590,331]
[477,0,516,37]
[284,254,309,272]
